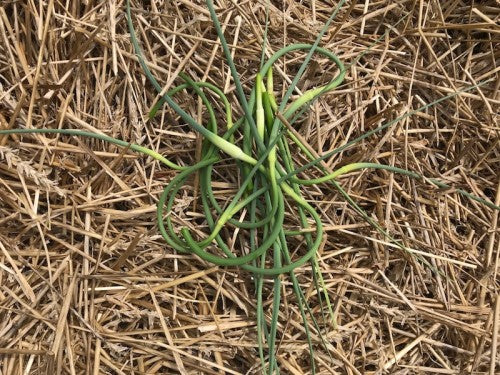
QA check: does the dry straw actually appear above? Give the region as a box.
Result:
[0,1,499,374]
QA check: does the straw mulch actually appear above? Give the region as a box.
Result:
[0,1,498,374]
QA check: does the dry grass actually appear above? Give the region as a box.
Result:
[0,0,499,374]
